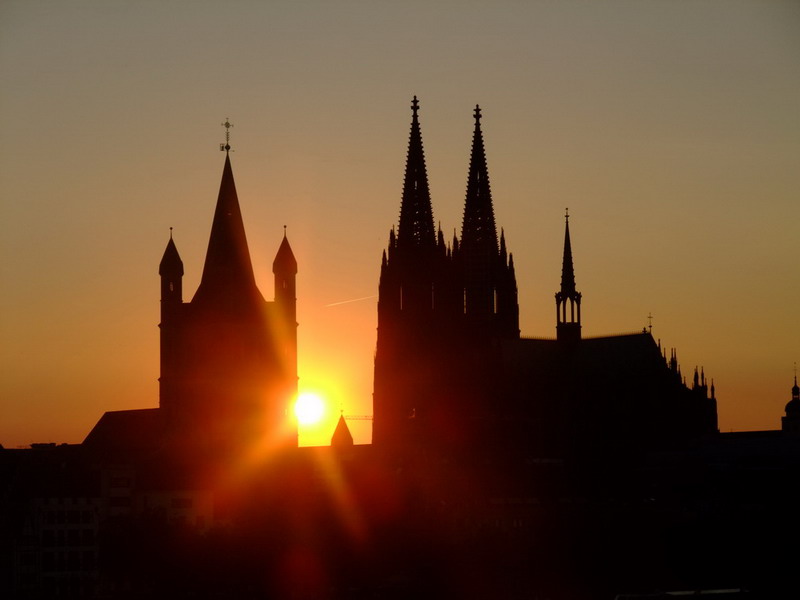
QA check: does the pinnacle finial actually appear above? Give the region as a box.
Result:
[411,96,419,118]
[220,118,233,152]
[169,226,173,240]
[474,104,482,121]
[565,207,569,223]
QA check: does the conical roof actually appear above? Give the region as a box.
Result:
[331,414,354,447]
[193,153,263,305]
[159,233,184,277]
[273,230,297,274]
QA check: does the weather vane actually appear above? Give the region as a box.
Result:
[220,118,233,152]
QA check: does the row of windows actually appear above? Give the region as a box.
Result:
[398,286,504,314]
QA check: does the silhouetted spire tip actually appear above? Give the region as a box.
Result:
[220,118,233,153]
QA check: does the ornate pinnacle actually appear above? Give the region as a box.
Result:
[220,118,233,152]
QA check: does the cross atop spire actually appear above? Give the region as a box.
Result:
[220,118,233,153]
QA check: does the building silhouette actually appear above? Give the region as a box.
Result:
[7,107,799,600]
[373,98,718,460]
[85,147,298,456]
[782,374,800,433]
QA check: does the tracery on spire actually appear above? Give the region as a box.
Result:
[397,96,436,252]
[460,104,498,257]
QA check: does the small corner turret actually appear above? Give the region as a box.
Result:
[159,228,184,307]
[273,226,298,299]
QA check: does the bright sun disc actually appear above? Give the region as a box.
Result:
[294,392,325,426]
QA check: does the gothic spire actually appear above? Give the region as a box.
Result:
[460,104,498,256]
[555,209,581,342]
[193,152,262,305]
[397,96,435,252]
[560,209,577,295]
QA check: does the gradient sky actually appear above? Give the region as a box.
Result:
[1,1,798,447]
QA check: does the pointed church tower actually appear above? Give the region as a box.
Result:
[378,96,444,323]
[555,210,582,342]
[374,97,456,453]
[159,230,184,418]
[459,105,518,338]
[273,228,299,402]
[158,138,298,452]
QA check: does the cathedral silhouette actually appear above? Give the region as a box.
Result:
[373,97,718,461]
[11,102,800,600]
[84,98,718,462]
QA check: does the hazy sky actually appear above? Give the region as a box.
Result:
[1,1,798,447]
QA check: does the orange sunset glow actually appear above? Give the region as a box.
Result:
[3,4,800,598]
[1,1,798,450]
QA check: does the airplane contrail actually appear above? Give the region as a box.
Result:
[325,295,378,308]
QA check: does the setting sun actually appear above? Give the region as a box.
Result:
[294,392,325,426]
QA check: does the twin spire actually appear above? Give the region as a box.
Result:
[397,96,436,252]
[396,98,502,261]
[461,104,498,258]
